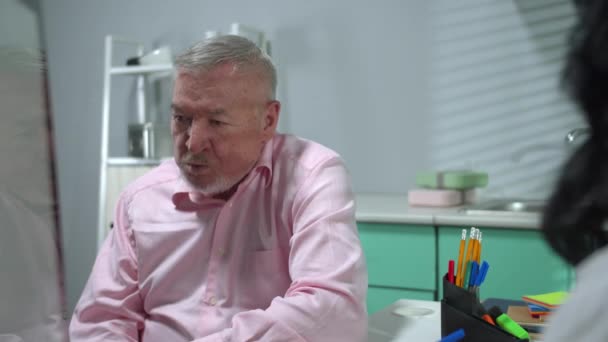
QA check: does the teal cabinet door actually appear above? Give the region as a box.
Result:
[358,222,437,314]
[438,226,572,300]
[358,222,436,291]
[367,286,434,314]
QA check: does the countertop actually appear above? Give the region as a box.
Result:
[355,193,541,229]
[368,299,441,342]
[368,299,543,341]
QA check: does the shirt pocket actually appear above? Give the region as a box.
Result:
[239,249,291,310]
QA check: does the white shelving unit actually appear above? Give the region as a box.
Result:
[110,64,173,75]
[97,35,172,249]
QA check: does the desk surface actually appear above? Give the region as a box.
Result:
[369,299,544,342]
[368,299,441,342]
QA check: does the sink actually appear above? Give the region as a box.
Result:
[462,199,545,215]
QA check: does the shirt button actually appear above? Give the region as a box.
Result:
[209,296,217,306]
[218,248,225,257]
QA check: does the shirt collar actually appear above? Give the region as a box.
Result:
[254,136,273,188]
[172,137,274,211]
[171,177,222,211]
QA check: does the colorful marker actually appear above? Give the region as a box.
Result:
[438,328,465,342]
[489,306,530,340]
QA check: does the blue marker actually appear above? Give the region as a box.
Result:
[470,261,489,293]
[438,328,465,342]
[468,261,479,289]
[477,261,490,286]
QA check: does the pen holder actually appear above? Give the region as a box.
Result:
[441,274,529,342]
[443,273,479,314]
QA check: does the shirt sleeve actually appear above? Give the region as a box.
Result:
[69,193,145,341]
[193,157,368,342]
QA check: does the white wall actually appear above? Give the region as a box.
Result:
[429,0,581,197]
[40,0,580,312]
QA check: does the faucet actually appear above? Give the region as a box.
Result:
[565,128,590,145]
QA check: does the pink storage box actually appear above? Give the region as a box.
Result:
[408,189,475,207]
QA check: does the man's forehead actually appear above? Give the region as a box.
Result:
[175,66,266,104]
[173,77,222,101]
[173,67,232,103]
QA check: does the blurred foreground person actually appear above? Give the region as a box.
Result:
[542,0,608,340]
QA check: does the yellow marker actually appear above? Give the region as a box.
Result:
[455,229,466,287]
[460,227,476,287]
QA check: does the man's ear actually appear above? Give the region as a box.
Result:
[261,100,280,140]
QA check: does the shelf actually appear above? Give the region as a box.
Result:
[110,64,173,75]
[107,157,164,166]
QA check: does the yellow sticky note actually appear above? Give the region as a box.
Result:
[522,291,568,309]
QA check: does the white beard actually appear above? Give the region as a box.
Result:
[196,175,237,196]
[181,164,255,197]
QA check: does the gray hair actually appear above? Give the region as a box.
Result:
[175,35,277,99]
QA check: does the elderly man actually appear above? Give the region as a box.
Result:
[70,35,368,341]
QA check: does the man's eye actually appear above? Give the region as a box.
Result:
[173,114,190,124]
[209,119,223,126]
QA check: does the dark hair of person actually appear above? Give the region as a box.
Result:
[541,0,608,266]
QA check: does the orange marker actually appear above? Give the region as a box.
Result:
[481,314,496,325]
[455,229,466,287]
[476,305,496,326]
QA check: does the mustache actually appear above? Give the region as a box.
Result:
[181,154,209,164]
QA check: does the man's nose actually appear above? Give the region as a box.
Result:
[186,121,210,153]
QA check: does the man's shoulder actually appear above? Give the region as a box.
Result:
[120,159,180,202]
[272,134,342,172]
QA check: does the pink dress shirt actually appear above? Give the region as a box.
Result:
[70,134,368,341]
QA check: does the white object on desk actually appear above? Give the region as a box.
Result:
[368,299,441,342]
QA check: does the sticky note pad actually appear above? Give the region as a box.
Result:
[507,306,547,327]
[522,291,568,309]
[527,303,550,312]
[527,303,551,316]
